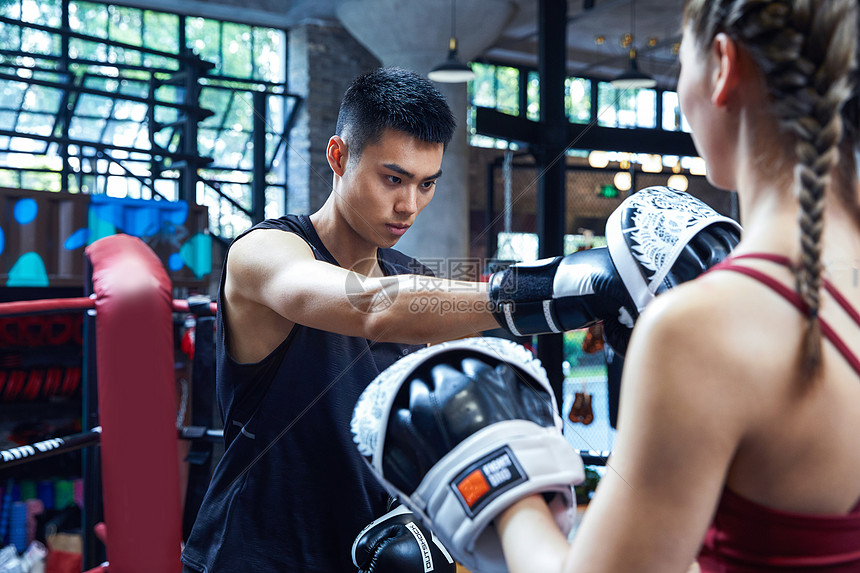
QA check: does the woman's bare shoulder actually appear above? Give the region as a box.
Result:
[626,269,803,399]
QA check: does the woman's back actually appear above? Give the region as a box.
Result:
[694,239,860,572]
[670,214,860,517]
[623,223,860,570]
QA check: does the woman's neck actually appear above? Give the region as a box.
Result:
[735,165,860,275]
[734,187,798,258]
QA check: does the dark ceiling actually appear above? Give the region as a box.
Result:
[486,0,686,89]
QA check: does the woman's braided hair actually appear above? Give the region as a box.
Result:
[684,0,859,376]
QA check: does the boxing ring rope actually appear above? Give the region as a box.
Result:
[0,296,217,317]
[0,426,224,470]
[0,427,102,468]
[1,292,614,473]
[0,426,610,470]
[0,423,609,471]
[0,297,96,316]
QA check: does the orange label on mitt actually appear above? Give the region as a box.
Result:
[451,446,526,516]
[457,469,491,507]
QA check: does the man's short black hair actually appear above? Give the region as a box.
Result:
[336,67,456,164]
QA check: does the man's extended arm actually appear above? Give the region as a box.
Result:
[225,229,497,349]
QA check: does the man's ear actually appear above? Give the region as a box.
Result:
[711,33,741,109]
[327,135,348,176]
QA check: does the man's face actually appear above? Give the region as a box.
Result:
[340,128,444,248]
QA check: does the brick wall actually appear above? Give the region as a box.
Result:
[287,23,380,215]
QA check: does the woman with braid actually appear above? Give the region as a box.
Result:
[491,0,860,571]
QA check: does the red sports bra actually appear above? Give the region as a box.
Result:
[699,489,860,572]
[697,253,860,571]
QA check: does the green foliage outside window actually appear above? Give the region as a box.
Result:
[0,0,288,237]
[70,2,109,40]
[470,63,496,109]
[526,71,539,120]
[468,63,521,148]
[565,77,591,124]
[144,12,180,69]
[494,66,519,116]
[108,5,143,67]
[596,82,657,128]
[469,62,674,135]
[188,17,222,71]
[222,23,252,78]
[20,0,61,26]
[470,62,519,116]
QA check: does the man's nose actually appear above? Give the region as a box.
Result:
[394,187,418,214]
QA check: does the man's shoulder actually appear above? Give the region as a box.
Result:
[226,224,316,278]
[235,214,307,242]
[230,215,314,254]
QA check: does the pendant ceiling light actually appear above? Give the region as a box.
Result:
[428,0,476,83]
[610,0,656,90]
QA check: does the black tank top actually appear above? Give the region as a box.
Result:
[182,214,431,572]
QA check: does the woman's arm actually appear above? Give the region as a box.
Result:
[497,279,756,573]
[497,494,571,573]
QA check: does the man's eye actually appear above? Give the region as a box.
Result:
[421,180,437,189]
[387,175,401,184]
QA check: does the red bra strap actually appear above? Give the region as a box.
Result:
[713,264,805,313]
[729,253,793,267]
[824,281,860,327]
[723,253,860,327]
[711,263,860,377]
[820,321,860,378]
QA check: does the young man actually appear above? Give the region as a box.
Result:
[180,67,500,573]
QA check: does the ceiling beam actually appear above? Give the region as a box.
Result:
[475,107,697,156]
[509,0,631,43]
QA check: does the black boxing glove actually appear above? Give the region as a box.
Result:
[352,504,455,573]
[488,246,634,341]
[489,186,742,356]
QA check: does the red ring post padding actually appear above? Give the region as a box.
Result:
[86,234,182,573]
